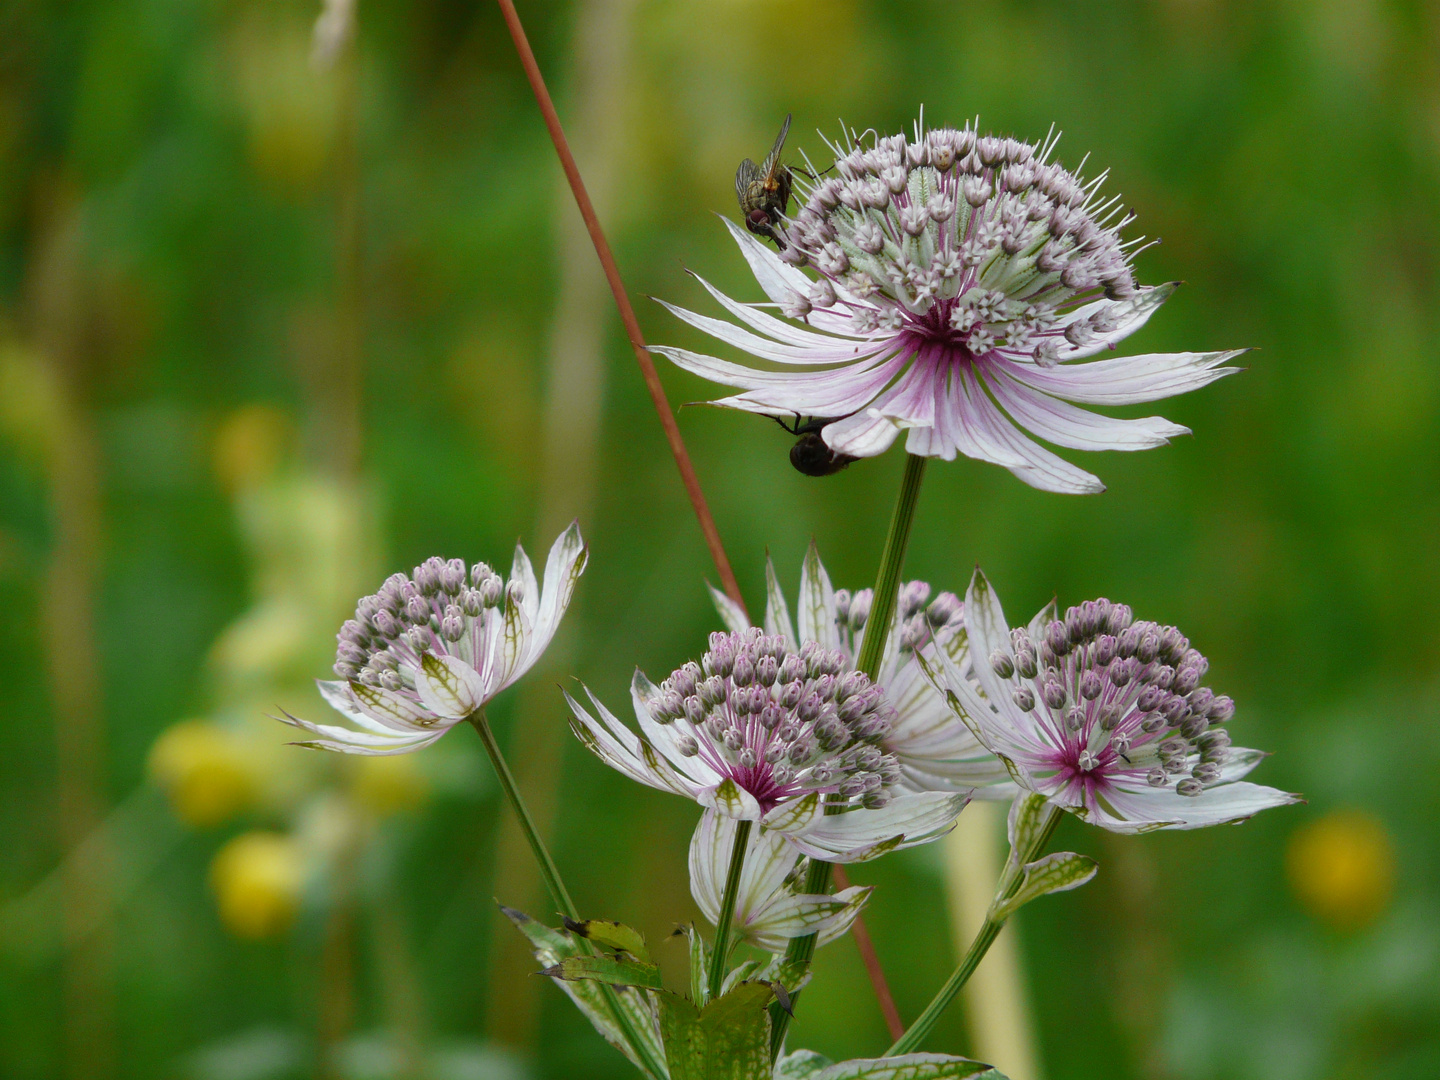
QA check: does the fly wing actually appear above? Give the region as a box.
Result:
[735,157,761,202]
[759,113,793,183]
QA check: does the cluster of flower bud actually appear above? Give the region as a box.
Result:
[832,580,964,656]
[778,124,1140,362]
[988,598,1234,797]
[646,628,902,812]
[333,556,510,687]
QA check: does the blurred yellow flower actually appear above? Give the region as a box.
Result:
[228,12,337,194]
[1286,808,1396,932]
[213,404,292,493]
[210,831,304,940]
[351,754,429,817]
[149,720,258,827]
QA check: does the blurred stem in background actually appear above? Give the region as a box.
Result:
[25,183,116,1080]
[485,0,637,1050]
[371,895,427,1080]
[310,2,369,1071]
[317,837,359,1080]
[1102,836,1171,1080]
[944,801,1043,1080]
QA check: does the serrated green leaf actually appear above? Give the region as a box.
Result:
[991,852,1098,922]
[539,954,664,990]
[659,982,774,1080]
[501,905,666,1079]
[812,1052,1006,1079]
[566,917,651,962]
[774,1049,833,1079]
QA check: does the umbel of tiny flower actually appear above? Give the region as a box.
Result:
[566,626,966,862]
[653,117,1244,493]
[279,523,587,755]
[709,543,1014,797]
[928,568,1301,832]
[689,809,871,953]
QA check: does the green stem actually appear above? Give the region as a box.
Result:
[886,804,1063,1055]
[469,711,576,917]
[469,713,666,1080]
[707,819,752,1003]
[854,453,928,682]
[770,452,930,1058]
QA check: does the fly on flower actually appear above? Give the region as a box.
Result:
[659,117,1244,494]
[736,114,798,249]
[776,415,857,476]
[277,524,587,755]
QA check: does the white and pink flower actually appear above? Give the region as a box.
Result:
[566,626,966,862]
[654,120,1242,493]
[709,544,1014,797]
[929,569,1300,831]
[280,524,587,755]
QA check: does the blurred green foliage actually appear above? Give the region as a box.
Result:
[2,1,1438,1078]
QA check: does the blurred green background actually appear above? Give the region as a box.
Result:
[2,1,1438,1078]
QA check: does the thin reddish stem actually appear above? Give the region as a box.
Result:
[495,0,903,1041]
[495,0,743,608]
[833,865,905,1041]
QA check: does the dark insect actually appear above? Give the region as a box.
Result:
[776,415,857,477]
[736,114,797,249]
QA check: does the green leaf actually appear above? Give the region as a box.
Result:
[658,982,775,1080]
[539,954,665,990]
[774,1049,833,1079]
[720,957,767,998]
[724,954,809,999]
[501,905,666,1079]
[991,852,1098,922]
[681,924,710,1006]
[812,1052,1007,1080]
[998,793,1052,892]
[565,917,651,962]
[1004,793,1051,864]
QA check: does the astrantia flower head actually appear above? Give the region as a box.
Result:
[567,627,965,862]
[689,809,870,953]
[709,544,1014,797]
[930,569,1301,832]
[280,524,587,755]
[655,118,1244,493]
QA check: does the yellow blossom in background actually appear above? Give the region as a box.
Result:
[210,831,304,940]
[149,721,259,827]
[1286,808,1396,932]
[213,403,292,493]
[351,755,429,817]
[227,9,337,195]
